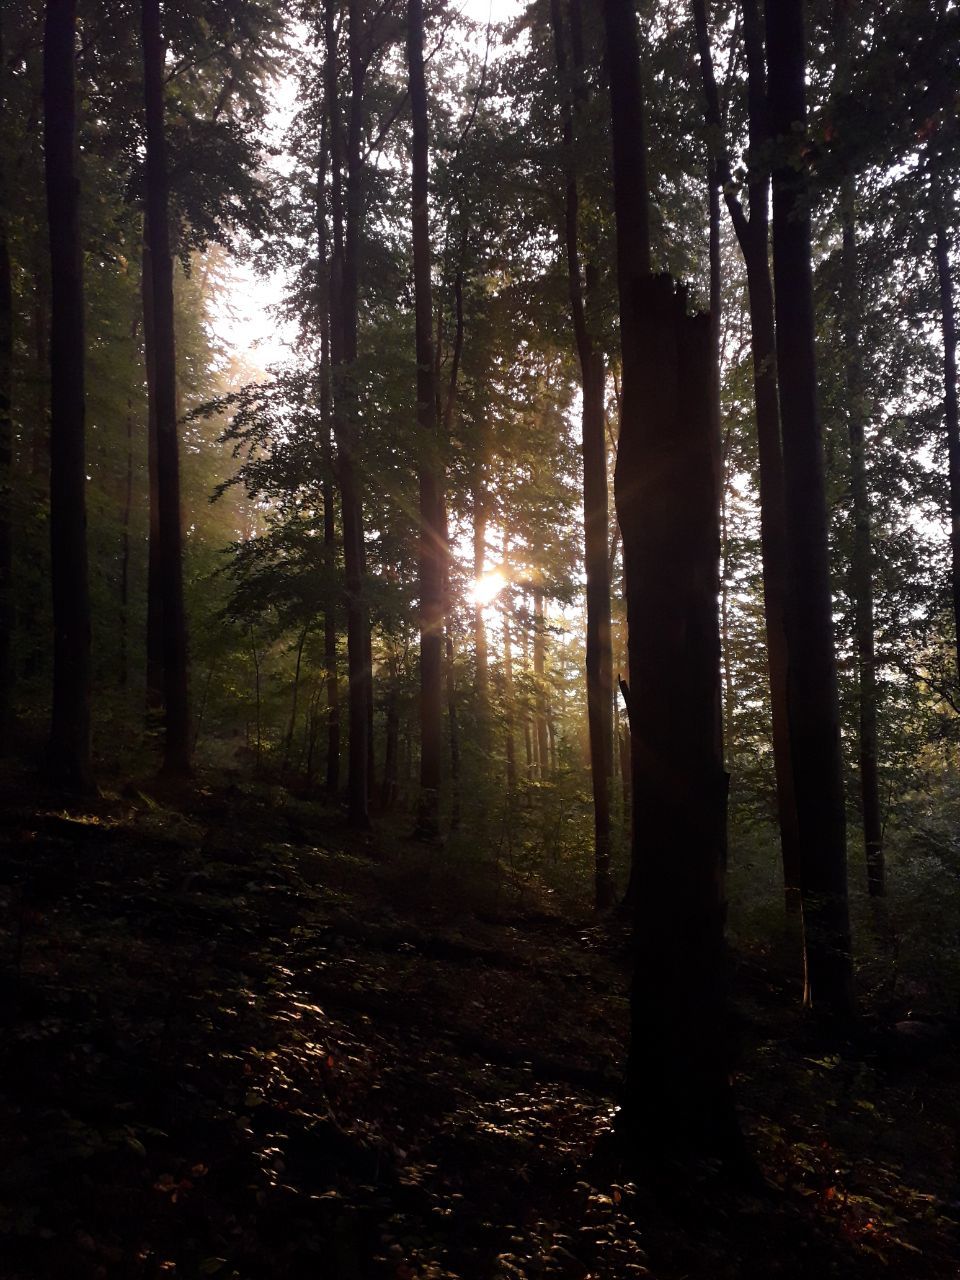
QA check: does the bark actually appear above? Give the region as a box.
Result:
[0,9,12,741]
[840,176,883,897]
[767,0,852,1014]
[31,244,49,481]
[472,473,489,726]
[317,104,341,796]
[694,0,800,908]
[142,0,190,776]
[502,538,517,795]
[283,626,309,771]
[44,0,93,791]
[142,233,163,711]
[604,0,739,1157]
[551,0,614,907]
[326,0,369,825]
[408,0,444,840]
[935,220,960,689]
[532,585,550,779]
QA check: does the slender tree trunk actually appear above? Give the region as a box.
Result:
[142,0,190,776]
[250,632,262,774]
[935,221,960,688]
[31,244,49,481]
[44,0,93,791]
[767,0,852,1014]
[142,233,163,711]
[840,176,883,897]
[694,0,800,909]
[502,572,517,795]
[408,0,444,840]
[119,391,133,692]
[284,626,309,771]
[473,472,489,725]
[317,105,341,796]
[532,585,550,779]
[326,0,369,825]
[0,10,13,742]
[551,0,614,906]
[381,670,399,811]
[604,0,739,1157]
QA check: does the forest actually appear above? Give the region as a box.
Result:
[1,0,959,1275]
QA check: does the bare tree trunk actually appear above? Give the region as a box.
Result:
[935,220,960,688]
[250,632,262,775]
[142,233,163,712]
[284,626,309,771]
[142,0,190,776]
[326,0,369,825]
[767,0,852,1014]
[532,585,550,779]
[550,0,614,906]
[473,472,489,725]
[604,0,739,1157]
[0,9,13,742]
[694,0,800,910]
[502,553,517,796]
[408,0,444,841]
[44,0,93,791]
[840,175,883,897]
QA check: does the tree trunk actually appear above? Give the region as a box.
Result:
[935,221,960,689]
[694,0,800,910]
[604,0,738,1158]
[473,473,489,728]
[326,0,369,825]
[44,0,93,791]
[551,0,614,906]
[142,232,163,712]
[142,0,190,776]
[840,176,884,897]
[284,626,309,771]
[0,9,13,742]
[317,102,341,797]
[532,585,550,779]
[408,0,444,840]
[502,558,517,796]
[767,0,852,1014]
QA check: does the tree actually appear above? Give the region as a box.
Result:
[550,0,615,909]
[766,0,852,1014]
[142,0,191,776]
[44,0,93,791]
[408,0,444,840]
[604,0,738,1156]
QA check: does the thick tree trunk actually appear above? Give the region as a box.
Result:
[767,0,852,1014]
[840,177,884,897]
[551,0,614,907]
[326,0,369,826]
[408,0,444,840]
[44,0,93,791]
[0,11,12,742]
[604,0,738,1157]
[142,0,190,776]
[935,222,960,688]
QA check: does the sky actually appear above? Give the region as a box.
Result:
[211,0,526,376]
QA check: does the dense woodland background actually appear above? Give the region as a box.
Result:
[1,0,960,1274]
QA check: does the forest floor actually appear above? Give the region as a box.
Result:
[0,775,957,1280]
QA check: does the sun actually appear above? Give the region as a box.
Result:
[468,568,506,608]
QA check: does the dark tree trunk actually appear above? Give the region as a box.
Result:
[840,177,883,897]
[935,221,960,688]
[532,585,550,779]
[326,0,369,826]
[694,0,800,909]
[551,0,614,907]
[767,0,852,1013]
[473,473,489,726]
[604,0,738,1157]
[408,0,444,840]
[44,0,93,791]
[31,243,50,481]
[317,104,341,796]
[381,675,400,811]
[284,626,309,771]
[502,561,517,796]
[142,0,190,776]
[142,233,163,712]
[0,9,12,742]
